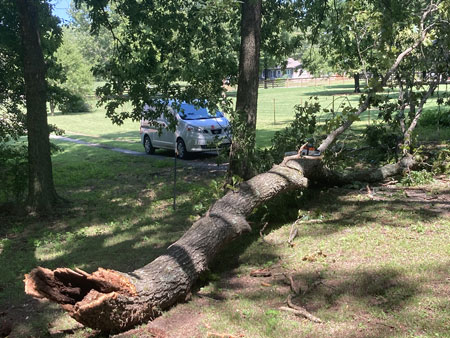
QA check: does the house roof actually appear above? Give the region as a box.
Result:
[286,58,301,69]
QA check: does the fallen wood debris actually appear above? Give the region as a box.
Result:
[280,273,323,323]
[250,269,272,277]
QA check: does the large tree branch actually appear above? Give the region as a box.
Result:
[318,2,439,153]
[402,80,439,153]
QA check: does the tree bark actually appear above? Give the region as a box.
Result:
[353,73,360,93]
[25,162,309,332]
[228,0,262,180]
[24,154,416,332]
[264,58,269,89]
[16,0,58,214]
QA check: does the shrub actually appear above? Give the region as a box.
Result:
[0,143,28,203]
[432,148,450,175]
[400,170,434,186]
[270,100,318,162]
[419,109,450,127]
[58,93,91,113]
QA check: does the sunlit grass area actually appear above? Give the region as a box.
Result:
[48,82,449,151]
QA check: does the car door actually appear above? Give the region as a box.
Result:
[155,113,175,149]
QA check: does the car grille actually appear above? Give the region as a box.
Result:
[211,129,222,135]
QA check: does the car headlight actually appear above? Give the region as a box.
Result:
[187,125,206,133]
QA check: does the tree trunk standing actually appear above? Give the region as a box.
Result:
[353,73,360,93]
[50,101,55,116]
[16,0,58,213]
[264,58,269,89]
[228,0,262,180]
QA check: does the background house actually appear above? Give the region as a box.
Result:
[261,58,310,80]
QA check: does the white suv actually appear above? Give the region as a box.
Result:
[140,102,232,159]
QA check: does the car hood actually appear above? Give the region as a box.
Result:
[183,117,230,129]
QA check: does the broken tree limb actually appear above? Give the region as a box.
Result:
[286,294,322,323]
[279,273,322,323]
[317,3,439,154]
[305,154,416,186]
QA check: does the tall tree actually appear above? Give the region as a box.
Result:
[14,0,60,213]
[228,0,262,180]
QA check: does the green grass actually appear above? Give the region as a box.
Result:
[197,186,450,337]
[48,82,449,151]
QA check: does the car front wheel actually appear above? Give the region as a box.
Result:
[144,135,155,154]
[176,139,189,159]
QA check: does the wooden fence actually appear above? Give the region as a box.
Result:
[259,75,353,89]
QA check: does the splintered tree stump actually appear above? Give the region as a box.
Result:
[24,156,414,332]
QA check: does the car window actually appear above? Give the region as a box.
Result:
[178,103,224,120]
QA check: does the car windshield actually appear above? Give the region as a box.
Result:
[178,103,224,120]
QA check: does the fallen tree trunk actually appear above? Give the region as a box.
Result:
[24,155,414,332]
[25,160,311,332]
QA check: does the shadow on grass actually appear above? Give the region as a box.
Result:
[1,141,448,336]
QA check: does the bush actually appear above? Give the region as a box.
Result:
[419,109,450,127]
[400,170,434,186]
[58,93,91,113]
[364,123,401,162]
[0,143,28,203]
[432,148,450,175]
[270,101,318,162]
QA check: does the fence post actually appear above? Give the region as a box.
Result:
[332,95,335,118]
[273,98,276,125]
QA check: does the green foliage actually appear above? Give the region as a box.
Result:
[0,0,61,138]
[400,170,434,187]
[67,2,114,70]
[58,93,92,114]
[270,98,318,162]
[419,109,450,127]
[364,123,401,162]
[0,143,28,203]
[300,46,336,76]
[53,27,94,113]
[432,148,450,175]
[190,179,225,214]
[82,0,241,125]
[322,102,359,134]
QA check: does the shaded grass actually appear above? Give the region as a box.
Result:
[197,184,450,338]
[1,140,449,336]
[0,142,222,310]
[1,82,448,336]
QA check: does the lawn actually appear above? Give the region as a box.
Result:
[47,81,448,151]
[47,81,366,151]
[1,83,449,337]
